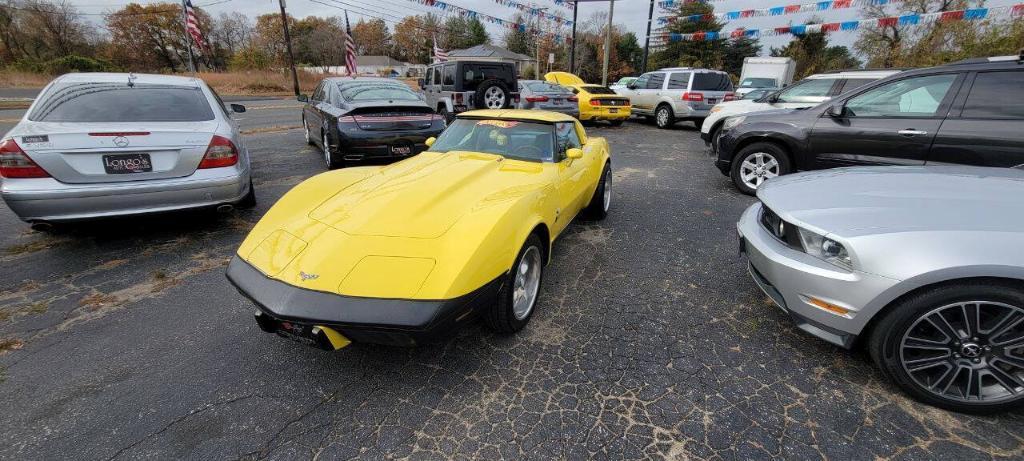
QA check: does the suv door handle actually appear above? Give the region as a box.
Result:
[898,129,928,136]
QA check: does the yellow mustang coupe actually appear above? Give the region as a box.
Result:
[227,110,612,349]
[544,72,631,126]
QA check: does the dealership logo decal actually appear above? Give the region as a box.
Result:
[299,271,319,281]
[113,136,130,147]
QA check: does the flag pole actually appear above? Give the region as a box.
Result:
[181,0,196,74]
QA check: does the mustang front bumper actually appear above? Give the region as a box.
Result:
[225,256,503,347]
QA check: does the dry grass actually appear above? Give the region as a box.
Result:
[0,69,419,96]
[0,337,24,354]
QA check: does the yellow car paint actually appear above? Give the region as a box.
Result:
[543,72,632,122]
[312,326,351,350]
[236,109,611,301]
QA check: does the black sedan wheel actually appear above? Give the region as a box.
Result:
[869,281,1024,414]
[322,129,341,170]
[303,117,314,145]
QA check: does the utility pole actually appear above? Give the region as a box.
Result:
[278,0,301,97]
[601,0,614,86]
[181,0,196,74]
[641,0,654,73]
[534,6,548,79]
[569,1,578,73]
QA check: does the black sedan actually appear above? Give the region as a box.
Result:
[300,77,445,169]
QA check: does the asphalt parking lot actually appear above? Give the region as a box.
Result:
[1,100,1022,460]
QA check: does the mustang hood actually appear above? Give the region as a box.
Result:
[757,166,1024,237]
[311,151,543,239]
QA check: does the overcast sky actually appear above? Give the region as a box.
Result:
[67,0,1021,54]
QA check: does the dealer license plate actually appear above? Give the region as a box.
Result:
[103,153,152,174]
[608,108,619,114]
[391,145,412,155]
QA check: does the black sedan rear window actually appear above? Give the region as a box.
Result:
[29,83,215,122]
[582,86,616,95]
[339,83,420,101]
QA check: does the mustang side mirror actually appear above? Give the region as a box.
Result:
[230,103,246,113]
[425,137,436,148]
[566,148,584,160]
[825,103,846,117]
[297,94,309,102]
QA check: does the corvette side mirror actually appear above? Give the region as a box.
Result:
[566,148,583,160]
[297,94,309,102]
[425,137,436,147]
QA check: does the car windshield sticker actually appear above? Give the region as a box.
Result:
[477,120,519,129]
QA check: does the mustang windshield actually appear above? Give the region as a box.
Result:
[429,119,555,162]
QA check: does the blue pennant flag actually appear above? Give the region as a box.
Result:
[964,8,988,19]
[817,1,832,11]
[790,24,807,35]
[840,20,859,30]
[769,6,785,15]
[898,14,920,25]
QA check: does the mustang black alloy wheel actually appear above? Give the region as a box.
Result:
[869,281,1024,414]
[485,233,544,333]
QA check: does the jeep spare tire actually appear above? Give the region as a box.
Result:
[475,79,512,109]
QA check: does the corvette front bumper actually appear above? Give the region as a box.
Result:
[225,256,503,347]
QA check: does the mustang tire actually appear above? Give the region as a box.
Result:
[867,281,1024,414]
[583,162,611,220]
[485,233,545,334]
[730,142,791,195]
[474,79,512,110]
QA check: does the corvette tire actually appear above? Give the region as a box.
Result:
[485,233,544,334]
[583,162,611,220]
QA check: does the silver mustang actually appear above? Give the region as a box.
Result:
[738,166,1024,414]
[0,73,254,227]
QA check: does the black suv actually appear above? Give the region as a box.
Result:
[715,54,1024,194]
[420,61,518,122]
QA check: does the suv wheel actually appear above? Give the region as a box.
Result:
[475,79,511,109]
[438,106,454,124]
[868,281,1024,414]
[655,105,675,129]
[729,142,791,195]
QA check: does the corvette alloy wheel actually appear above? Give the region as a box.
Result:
[512,246,542,320]
[899,301,1024,404]
[602,167,612,212]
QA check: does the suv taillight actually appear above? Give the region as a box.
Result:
[682,92,704,102]
[723,93,736,102]
[453,93,464,104]
[0,138,49,178]
[198,135,238,169]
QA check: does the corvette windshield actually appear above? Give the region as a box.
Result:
[429,119,555,162]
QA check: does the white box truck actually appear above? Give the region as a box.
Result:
[736,57,796,96]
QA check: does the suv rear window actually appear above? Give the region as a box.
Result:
[691,73,733,91]
[961,71,1024,119]
[30,83,215,122]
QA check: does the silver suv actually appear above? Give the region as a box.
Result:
[618,68,734,129]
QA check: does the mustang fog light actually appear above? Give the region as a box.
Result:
[796,227,852,270]
[722,115,746,130]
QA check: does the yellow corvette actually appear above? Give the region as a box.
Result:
[227,110,612,349]
[544,72,631,125]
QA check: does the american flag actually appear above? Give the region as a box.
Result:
[433,35,448,63]
[344,11,358,77]
[183,0,206,52]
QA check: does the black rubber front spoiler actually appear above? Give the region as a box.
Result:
[225,256,504,346]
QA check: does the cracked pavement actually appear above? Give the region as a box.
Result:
[1,100,1022,460]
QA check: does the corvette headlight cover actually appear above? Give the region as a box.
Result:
[722,115,746,130]
[796,227,852,270]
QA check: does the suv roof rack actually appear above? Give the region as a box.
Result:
[944,54,1022,66]
[819,67,910,74]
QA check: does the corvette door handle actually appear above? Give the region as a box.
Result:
[897,129,928,136]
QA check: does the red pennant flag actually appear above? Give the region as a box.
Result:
[784,5,800,13]
[775,26,791,34]
[832,0,852,8]
[1014,3,1024,16]
[822,22,840,32]
[878,16,898,27]
[939,10,965,21]
[741,9,755,17]
[693,32,706,41]
[731,29,745,38]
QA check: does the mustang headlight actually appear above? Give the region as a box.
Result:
[796,227,852,270]
[722,115,746,130]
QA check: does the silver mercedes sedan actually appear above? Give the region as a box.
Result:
[0,73,254,227]
[737,166,1024,414]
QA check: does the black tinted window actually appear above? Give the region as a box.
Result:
[692,73,733,91]
[30,83,214,122]
[667,72,691,90]
[646,73,665,89]
[962,71,1024,119]
[442,65,455,86]
[836,78,876,94]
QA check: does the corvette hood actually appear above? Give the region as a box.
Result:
[757,166,1024,238]
[310,151,546,239]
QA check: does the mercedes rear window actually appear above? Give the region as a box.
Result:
[29,83,215,122]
